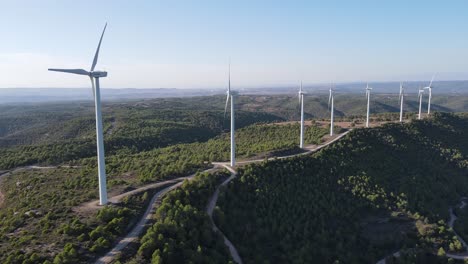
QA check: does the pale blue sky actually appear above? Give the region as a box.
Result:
[0,0,467,88]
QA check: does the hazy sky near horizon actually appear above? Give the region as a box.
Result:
[1,0,468,89]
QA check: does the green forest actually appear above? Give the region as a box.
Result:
[215,113,468,263]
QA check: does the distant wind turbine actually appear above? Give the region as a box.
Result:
[365,83,372,128]
[48,23,109,205]
[418,87,425,120]
[328,84,335,136]
[298,82,305,148]
[224,63,237,167]
[424,76,435,115]
[399,82,405,122]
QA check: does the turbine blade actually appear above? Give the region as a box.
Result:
[328,90,332,109]
[90,77,96,98]
[224,94,230,119]
[48,68,90,75]
[91,23,107,71]
[228,61,231,94]
[298,81,302,104]
[429,75,435,87]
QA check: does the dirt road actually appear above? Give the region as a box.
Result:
[207,130,351,264]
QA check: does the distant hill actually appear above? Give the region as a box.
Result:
[0,80,467,103]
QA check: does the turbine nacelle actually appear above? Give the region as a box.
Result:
[399,83,404,101]
[365,86,372,98]
[298,82,305,95]
[297,82,305,104]
[91,71,108,78]
[328,86,334,109]
[423,86,432,98]
[418,88,425,98]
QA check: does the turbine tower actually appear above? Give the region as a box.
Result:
[424,76,434,115]
[399,82,404,122]
[365,83,372,128]
[418,87,425,120]
[224,63,237,167]
[49,24,109,205]
[298,82,305,148]
[328,84,335,136]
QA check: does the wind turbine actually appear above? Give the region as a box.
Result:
[224,63,237,167]
[365,83,372,128]
[298,82,305,148]
[418,87,425,120]
[424,76,434,115]
[399,82,405,122]
[328,84,335,136]
[49,24,109,205]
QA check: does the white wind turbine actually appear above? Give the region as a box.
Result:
[298,82,305,148]
[424,76,434,115]
[365,83,372,128]
[328,84,335,136]
[49,24,109,205]
[399,82,405,122]
[418,87,425,120]
[224,63,237,167]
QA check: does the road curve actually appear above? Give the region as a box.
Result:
[377,198,468,263]
[212,130,351,167]
[207,130,351,264]
[206,164,243,264]
[446,198,468,260]
[95,167,219,264]
[95,181,183,264]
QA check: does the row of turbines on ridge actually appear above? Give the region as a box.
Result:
[47,24,436,206]
[297,77,434,149]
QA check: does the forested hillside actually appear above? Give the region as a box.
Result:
[216,113,468,263]
[0,122,327,263]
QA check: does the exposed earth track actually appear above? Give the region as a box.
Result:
[94,167,219,264]
[377,198,468,263]
[207,130,351,263]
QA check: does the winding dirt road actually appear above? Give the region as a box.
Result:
[377,198,468,263]
[446,198,468,260]
[206,164,243,264]
[95,181,185,264]
[207,130,351,264]
[95,167,219,264]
